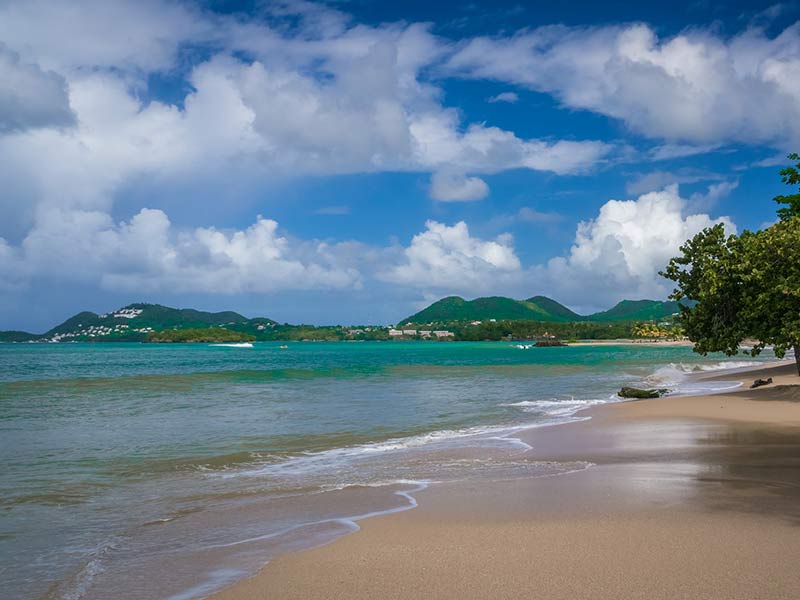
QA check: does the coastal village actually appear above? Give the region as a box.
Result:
[387,328,455,339]
[46,308,156,342]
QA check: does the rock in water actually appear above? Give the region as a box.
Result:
[534,339,566,347]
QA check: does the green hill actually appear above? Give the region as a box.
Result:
[0,330,42,342]
[586,299,681,322]
[400,295,580,324]
[525,296,583,321]
[400,296,680,325]
[1,303,277,343]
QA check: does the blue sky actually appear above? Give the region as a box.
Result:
[1,0,799,331]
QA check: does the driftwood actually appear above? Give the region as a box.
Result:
[618,386,670,399]
[750,377,773,389]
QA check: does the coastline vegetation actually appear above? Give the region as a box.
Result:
[147,328,256,343]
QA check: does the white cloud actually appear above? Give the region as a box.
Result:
[534,185,736,309]
[0,0,211,73]
[429,171,489,202]
[8,208,362,294]
[648,143,719,161]
[625,169,724,195]
[687,179,739,213]
[0,1,610,241]
[753,153,793,167]
[381,220,521,291]
[487,91,519,103]
[447,23,800,147]
[410,112,610,175]
[0,44,73,132]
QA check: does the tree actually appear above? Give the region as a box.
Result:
[662,154,800,374]
[774,152,800,222]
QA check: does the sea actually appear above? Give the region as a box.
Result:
[0,341,773,599]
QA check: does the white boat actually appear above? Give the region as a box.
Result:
[209,342,254,348]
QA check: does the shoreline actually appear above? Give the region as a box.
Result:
[210,360,800,600]
[566,338,693,347]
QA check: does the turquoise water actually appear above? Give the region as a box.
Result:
[0,342,768,599]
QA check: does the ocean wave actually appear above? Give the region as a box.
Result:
[501,397,610,417]
[51,536,126,600]
[219,423,532,480]
[643,360,764,388]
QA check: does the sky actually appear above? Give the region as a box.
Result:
[1,0,799,331]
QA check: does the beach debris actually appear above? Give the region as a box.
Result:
[618,386,670,399]
[750,377,773,389]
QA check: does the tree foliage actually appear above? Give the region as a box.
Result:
[774,152,800,222]
[147,328,256,343]
[631,322,684,340]
[662,154,800,373]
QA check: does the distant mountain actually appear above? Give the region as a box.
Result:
[1,303,277,342]
[586,299,682,322]
[0,330,42,342]
[400,296,680,325]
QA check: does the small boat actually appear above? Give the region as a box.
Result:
[209,342,254,348]
[514,344,533,349]
[279,344,289,349]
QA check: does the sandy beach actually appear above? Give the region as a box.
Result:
[212,361,800,600]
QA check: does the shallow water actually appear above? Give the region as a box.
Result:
[0,341,770,599]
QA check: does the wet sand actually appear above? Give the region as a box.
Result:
[213,361,800,600]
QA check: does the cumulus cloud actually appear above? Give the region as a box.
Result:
[533,184,736,309]
[429,171,489,201]
[381,221,521,292]
[381,185,734,309]
[447,23,800,147]
[0,44,73,133]
[6,208,362,294]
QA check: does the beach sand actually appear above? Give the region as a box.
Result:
[212,362,800,600]
[567,339,694,347]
